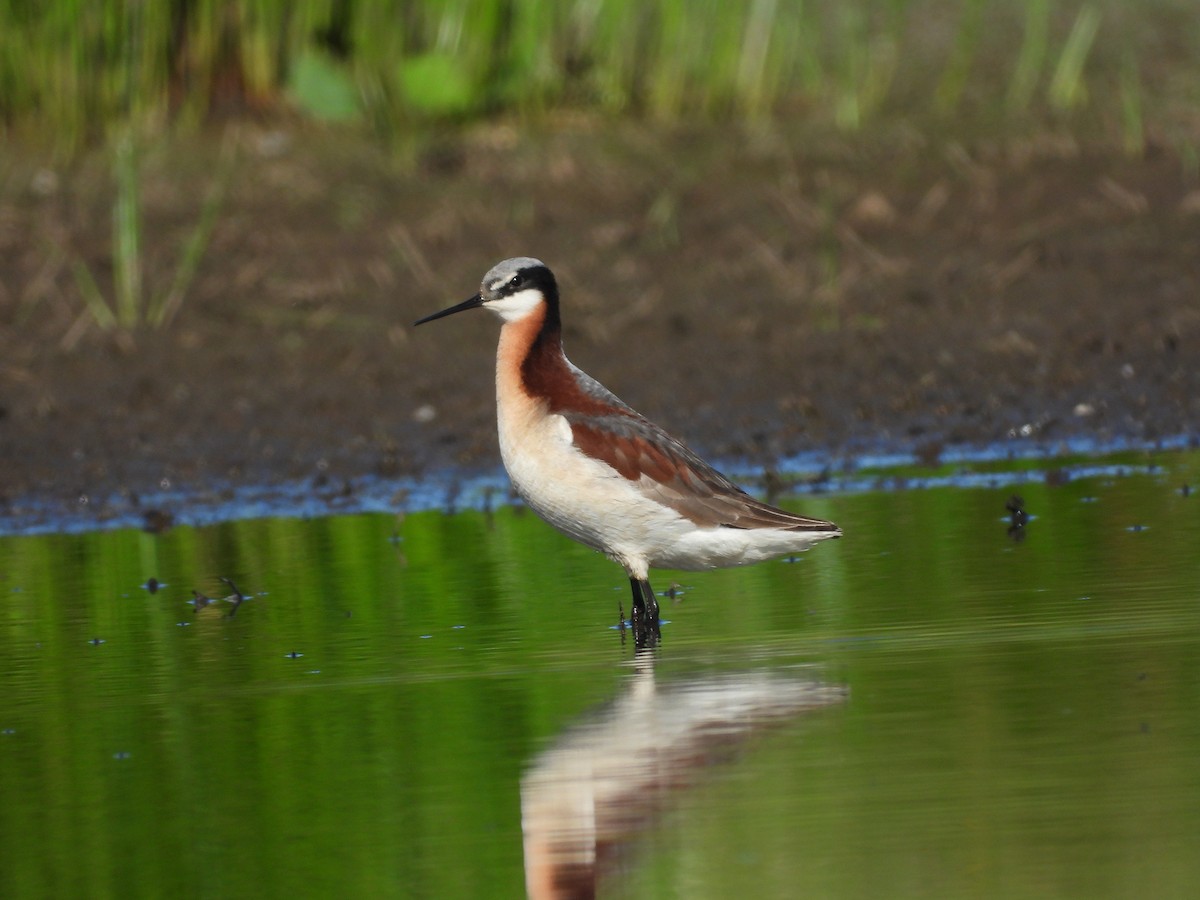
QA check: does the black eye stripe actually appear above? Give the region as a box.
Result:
[485,266,544,298]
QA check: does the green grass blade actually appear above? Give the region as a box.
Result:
[736,0,779,116]
[70,259,118,331]
[1006,0,1049,114]
[935,0,984,116]
[112,133,142,328]
[1118,48,1144,157]
[149,137,236,328]
[1049,5,1102,112]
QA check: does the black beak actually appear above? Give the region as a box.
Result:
[413,293,484,326]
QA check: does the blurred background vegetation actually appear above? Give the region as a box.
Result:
[2,0,1198,154]
[2,1,1197,335]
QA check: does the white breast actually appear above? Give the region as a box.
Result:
[497,393,677,577]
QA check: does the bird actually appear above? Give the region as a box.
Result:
[414,257,841,639]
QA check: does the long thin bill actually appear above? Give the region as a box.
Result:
[413,293,484,326]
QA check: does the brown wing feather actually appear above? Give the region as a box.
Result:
[568,414,840,533]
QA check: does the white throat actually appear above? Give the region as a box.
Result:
[486,288,545,323]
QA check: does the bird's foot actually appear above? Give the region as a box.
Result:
[630,605,660,649]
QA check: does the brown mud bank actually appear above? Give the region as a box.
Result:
[2,122,1199,530]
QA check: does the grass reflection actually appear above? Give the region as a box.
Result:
[0,450,1198,896]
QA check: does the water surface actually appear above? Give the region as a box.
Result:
[1,448,1198,898]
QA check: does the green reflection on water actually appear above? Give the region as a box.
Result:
[1,451,1198,898]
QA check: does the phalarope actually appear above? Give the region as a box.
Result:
[415,258,841,639]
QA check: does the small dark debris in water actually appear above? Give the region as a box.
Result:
[219,576,248,617]
[89,637,106,646]
[112,751,131,760]
[658,582,686,600]
[1080,496,1099,503]
[1137,672,1148,681]
[141,509,174,533]
[190,589,211,611]
[1140,722,1151,734]
[2,728,16,736]
[1126,524,1149,533]
[285,650,304,659]
[143,577,163,594]
[1005,495,1028,541]
[1181,483,1191,497]
[176,621,191,627]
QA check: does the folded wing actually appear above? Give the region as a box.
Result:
[567,412,840,533]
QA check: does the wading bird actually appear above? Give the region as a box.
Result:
[415,258,841,644]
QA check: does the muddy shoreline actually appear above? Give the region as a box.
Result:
[2,123,1199,532]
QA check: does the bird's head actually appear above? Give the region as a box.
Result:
[414,257,558,326]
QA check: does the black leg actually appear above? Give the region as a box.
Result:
[629,577,661,649]
[630,578,659,621]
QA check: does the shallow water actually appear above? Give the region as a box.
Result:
[1,448,1198,898]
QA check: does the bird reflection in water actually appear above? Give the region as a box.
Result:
[521,651,847,898]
